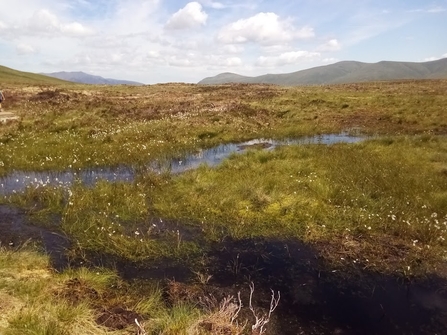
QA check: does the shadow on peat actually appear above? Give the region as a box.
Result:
[2,203,447,334]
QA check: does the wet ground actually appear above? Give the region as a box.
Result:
[0,133,364,196]
[0,205,70,269]
[2,203,447,334]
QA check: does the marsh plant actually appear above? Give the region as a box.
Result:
[2,80,447,334]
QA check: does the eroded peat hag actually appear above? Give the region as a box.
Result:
[4,213,447,335]
[206,238,447,335]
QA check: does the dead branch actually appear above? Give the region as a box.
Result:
[248,282,281,335]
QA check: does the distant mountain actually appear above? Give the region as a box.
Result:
[41,71,144,86]
[0,65,69,85]
[198,58,447,85]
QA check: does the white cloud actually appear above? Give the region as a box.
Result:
[424,54,447,61]
[27,9,59,32]
[408,6,446,13]
[217,12,315,45]
[111,0,161,34]
[225,57,242,66]
[199,0,225,9]
[318,39,341,51]
[16,43,37,55]
[168,56,194,67]
[224,44,244,54]
[165,2,208,30]
[322,57,338,63]
[60,22,93,36]
[26,9,93,36]
[0,20,8,31]
[256,51,320,67]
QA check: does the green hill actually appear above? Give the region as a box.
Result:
[0,65,71,85]
[199,58,447,85]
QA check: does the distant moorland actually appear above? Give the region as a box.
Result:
[199,58,447,85]
[1,65,447,335]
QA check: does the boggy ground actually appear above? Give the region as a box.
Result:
[1,80,447,334]
[2,208,447,334]
[1,80,447,176]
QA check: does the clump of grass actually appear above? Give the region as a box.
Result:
[1,245,228,335]
[60,180,202,262]
[0,246,107,335]
[149,136,447,274]
[149,303,202,335]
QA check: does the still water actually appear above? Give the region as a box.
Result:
[0,133,363,195]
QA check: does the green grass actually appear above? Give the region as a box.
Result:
[1,79,447,333]
[6,134,446,274]
[147,136,447,273]
[2,80,446,177]
[0,65,70,85]
[0,246,106,335]
[0,246,248,335]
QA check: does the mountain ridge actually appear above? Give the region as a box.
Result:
[40,71,144,86]
[198,59,447,85]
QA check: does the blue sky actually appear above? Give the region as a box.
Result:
[0,0,446,84]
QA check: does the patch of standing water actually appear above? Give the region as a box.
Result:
[0,133,364,195]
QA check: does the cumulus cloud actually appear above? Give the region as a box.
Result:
[318,39,341,51]
[256,51,320,67]
[26,9,93,36]
[224,44,244,53]
[217,12,315,45]
[165,2,208,30]
[16,43,37,55]
[323,57,338,63]
[225,57,242,66]
[0,20,9,31]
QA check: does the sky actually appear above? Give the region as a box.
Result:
[0,0,446,84]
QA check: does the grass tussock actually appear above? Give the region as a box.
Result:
[0,246,256,335]
[149,136,447,274]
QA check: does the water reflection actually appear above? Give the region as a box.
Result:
[0,133,364,195]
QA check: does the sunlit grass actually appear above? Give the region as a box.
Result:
[0,246,107,335]
[0,246,247,335]
[2,80,446,177]
[2,79,447,333]
[148,136,447,273]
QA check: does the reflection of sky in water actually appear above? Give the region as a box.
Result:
[0,134,364,195]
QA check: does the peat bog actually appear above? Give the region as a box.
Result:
[1,80,447,334]
[0,133,364,196]
[2,203,447,334]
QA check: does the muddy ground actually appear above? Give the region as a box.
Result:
[1,204,447,334]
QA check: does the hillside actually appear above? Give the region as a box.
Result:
[41,71,144,85]
[0,65,70,85]
[199,58,447,85]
